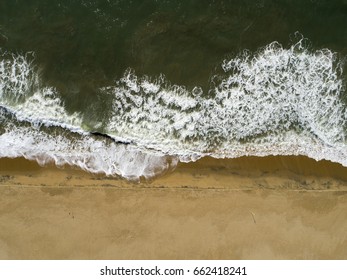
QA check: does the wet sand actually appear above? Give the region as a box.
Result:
[0,156,347,259]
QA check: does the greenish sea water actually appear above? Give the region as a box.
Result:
[0,0,347,179]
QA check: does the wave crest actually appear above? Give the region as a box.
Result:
[217,40,346,144]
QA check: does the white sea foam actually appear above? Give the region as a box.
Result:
[0,51,82,129]
[0,51,38,102]
[103,70,205,156]
[1,38,347,180]
[102,38,347,162]
[103,38,347,167]
[13,87,82,129]
[216,41,346,144]
[0,116,178,180]
[0,51,178,180]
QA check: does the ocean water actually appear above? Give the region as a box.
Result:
[0,0,347,180]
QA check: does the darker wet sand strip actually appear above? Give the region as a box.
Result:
[2,155,347,183]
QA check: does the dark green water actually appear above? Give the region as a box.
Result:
[0,0,347,179]
[1,1,347,89]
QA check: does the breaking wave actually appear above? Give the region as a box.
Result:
[1,37,347,180]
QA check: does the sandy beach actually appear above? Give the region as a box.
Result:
[0,156,347,259]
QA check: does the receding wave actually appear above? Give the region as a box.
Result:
[0,108,178,180]
[1,37,347,180]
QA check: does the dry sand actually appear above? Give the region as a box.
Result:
[0,156,347,259]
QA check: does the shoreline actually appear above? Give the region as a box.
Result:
[0,155,347,259]
[2,155,347,190]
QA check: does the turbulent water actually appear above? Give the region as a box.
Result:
[1,0,347,180]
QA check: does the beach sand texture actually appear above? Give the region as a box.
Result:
[0,156,347,259]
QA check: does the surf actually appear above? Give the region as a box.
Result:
[0,36,346,180]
